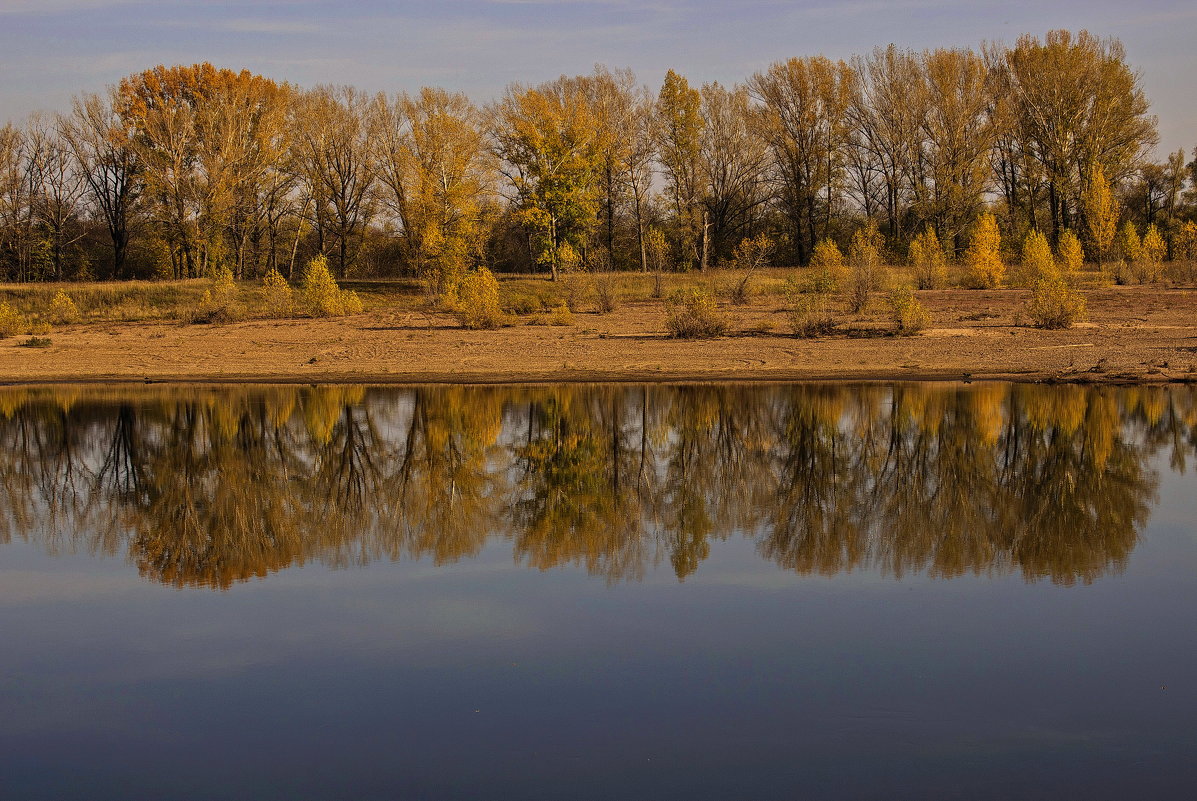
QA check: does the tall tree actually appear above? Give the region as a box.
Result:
[491,76,603,280]
[750,56,855,264]
[1004,30,1157,239]
[654,70,704,269]
[59,90,142,279]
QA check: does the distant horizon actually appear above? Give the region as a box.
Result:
[1,0,1193,160]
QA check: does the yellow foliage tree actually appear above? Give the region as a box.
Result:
[1171,221,1197,283]
[965,213,1004,288]
[1140,224,1166,282]
[1014,229,1057,286]
[808,238,847,292]
[1082,165,1118,270]
[1056,230,1084,281]
[908,227,948,290]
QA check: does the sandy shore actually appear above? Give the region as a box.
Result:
[6,286,1196,385]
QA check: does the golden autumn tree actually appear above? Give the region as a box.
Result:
[492,77,604,280]
[965,212,1004,288]
[371,87,497,298]
[1082,164,1119,270]
[117,64,290,278]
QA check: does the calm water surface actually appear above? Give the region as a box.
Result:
[1,382,1195,800]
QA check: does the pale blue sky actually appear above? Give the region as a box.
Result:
[1,0,1193,157]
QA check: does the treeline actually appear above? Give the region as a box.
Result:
[0,382,1181,588]
[0,29,1191,285]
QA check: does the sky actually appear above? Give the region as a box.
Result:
[0,0,1193,158]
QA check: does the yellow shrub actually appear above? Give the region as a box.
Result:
[1057,230,1084,281]
[1140,224,1166,282]
[0,302,27,338]
[49,289,80,324]
[1014,229,1057,286]
[455,267,504,329]
[1029,275,1086,329]
[886,285,929,334]
[965,213,1004,288]
[300,255,359,317]
[909,227,948,289]
[261,268,293,318]
[809,238,848,291]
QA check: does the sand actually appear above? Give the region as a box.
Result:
[5,286,1195,385]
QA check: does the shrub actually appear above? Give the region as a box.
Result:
[184,264,243,324]
[560,272,589,313]
[909,227,948,289]
[1057,230,1084,281]
[784,277,836,337]
[1114,221,1140,285]
[727,233,773,305]
[965,213,1004,288]
[262,267,294,318]
[455,266,505,329]
[593,273,618,314]
[0,302,27,337]
[1171,221,1197,283]
[20,336,52,348]
[808,238,847,291]
[547,303,575,326]
[646,228,670,298]
[49,290,80,324]
[1140,224,1166,282]
[1013,229,1057,286]
[301,255,360,317]
[847,222,884,312]
[886,285,929,335]
[665,286,726,338]
[1029,275,1086,329]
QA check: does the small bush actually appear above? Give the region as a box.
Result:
[301,255,359,317]
[560,271,589,313]
[185,264,243,324]
[886,285,930,335]
[261,268,294,318]
[909,228,948,289]
[49,290,80,324]
[847,223,884,313]
[784,278,836,337]
[1029,276,1086,329]
[184,289,243,324]
[547,303,575,326]
[593,273,618,314]
[455,267,505,329]
[665,287,726,339]
[809,238,848,292]
[727,233,774,305]
[0,302,27,338]
[20,336,52,348]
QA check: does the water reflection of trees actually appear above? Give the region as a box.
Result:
[0,382,1185,590]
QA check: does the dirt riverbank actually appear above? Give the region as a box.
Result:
[4,286,1195,385]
